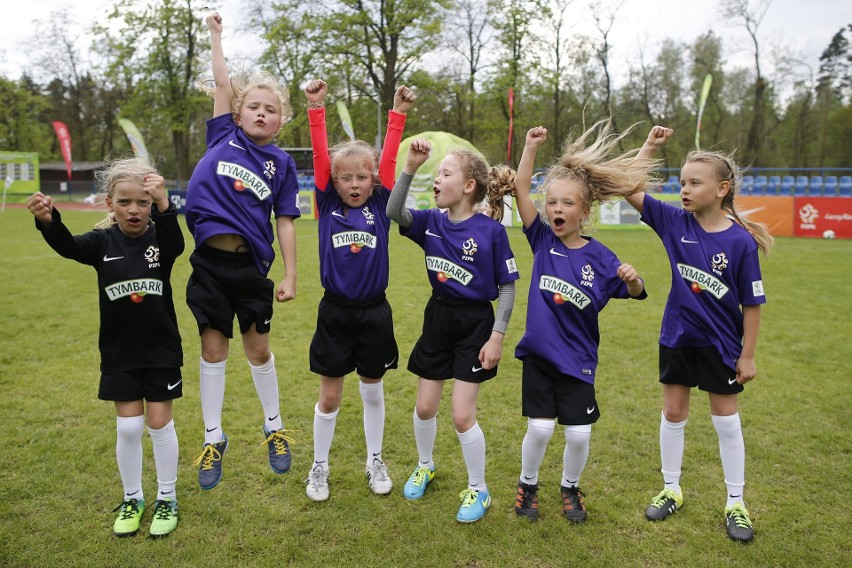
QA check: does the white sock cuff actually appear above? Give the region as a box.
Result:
[359,381,384,395]
[200,358,227,372]
[116,415,145,437]
[457,422,483,445]
[528,417,556,431]
[662,412,688,430]
[314,402,339,420]
[413,409,436,428]
[564,423,592,435]
[711,413,742,436]
[147,420,176,441]
[249,354,275,373]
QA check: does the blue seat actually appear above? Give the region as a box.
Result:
[778,176,794,195]
[662,175,679,194]
[809,176,823,195]
[839,176,852,197]
[824,176,838,196]
[794,175,809,196]
[741,175,754,195]
[767,175,781,193]
[753,176,767,194]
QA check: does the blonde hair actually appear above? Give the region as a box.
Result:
[447,149,516,222]
[200,70,292,140]
[93,158,159,229]
[684,150,774,255]
[329,140,379,181]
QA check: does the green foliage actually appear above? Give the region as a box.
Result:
[1,208,850,566]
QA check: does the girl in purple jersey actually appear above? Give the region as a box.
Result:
[302,79,414,502]
[387,140,519,523]
[186,13,300,491]
[28,159,183,538]
[511,125,651,524]
[626,126,773,542]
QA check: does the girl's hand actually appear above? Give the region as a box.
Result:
[643,126,673,152]
[304,79,328,105]
[405,139,431,172]
[735,356,757,384]
[526,126,547,148]
[27,192,54,225]
[143,174,169,211]
[276,274,296,303]
[478,332,505,370]
[206,12,223,34]
[393,85,416,114]
[616,263,640,284]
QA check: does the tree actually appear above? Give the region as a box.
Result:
[723,0,773,162]
[445,0,492,141]
[0,76,51,153]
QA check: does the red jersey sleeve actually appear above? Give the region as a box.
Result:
[378,110,407,189]
[308,107,332,191]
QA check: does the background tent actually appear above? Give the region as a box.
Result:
[394,131,487,198]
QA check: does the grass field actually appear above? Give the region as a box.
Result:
[0,207,850,567]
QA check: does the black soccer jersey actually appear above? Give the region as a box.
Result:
[36,205,184,374]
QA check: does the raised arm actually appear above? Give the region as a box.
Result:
[386,139,431,228]
[625,125,674,214]
[516,127,547,228]
[305,79,331,190]
[207,13,232,118]
[379,85,415,188]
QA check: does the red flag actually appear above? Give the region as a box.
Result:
[52,121,72,180]
[507,88,514,164]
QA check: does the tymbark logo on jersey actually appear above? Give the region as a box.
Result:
[539,275,591,309]
[105,278,164,302]
[426,256,473,285]
[217,161,271,200]
[676,263,729,299]
[333,231,376,254]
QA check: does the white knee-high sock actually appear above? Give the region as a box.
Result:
[312,403,338,472]
[562,424,592,488]
[250,355,282,432]
[520,418,555,486]
[148,420,179,501]
[712,413,746,507]
[116,415,145,501]
[199,358,227,445]
[413,409,437,470]
[360,381,385,467]
[660,412,687,494]
[457,423,487,492]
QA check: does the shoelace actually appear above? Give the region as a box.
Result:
[370,462,389,482]
[306,467,328,489]
[728,506,752,528]
[114,499,141,519]
[153,501,175,520]
[650,490,674,508]
[261,430,297,455]
[459,489,479,507]
[562,488,585,510]
[192,444,222,470]
[412,468,429,486]
[516,486,536,509]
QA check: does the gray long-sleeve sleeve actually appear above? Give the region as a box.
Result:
[493,281,515,335]
[386,171,414,228]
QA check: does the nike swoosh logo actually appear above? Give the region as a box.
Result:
[229,139,246,151]
[549,247,568,257]
[127,490,139,496]
[206,427,219,433]
[167,379,182,390]
[586,406,595,414]
[680,236,699,244]
[728,378,738,385]
[103,255,124,262]
[425,229,442,238]
[268,414,280,422]
[264,318,272,324]
[331,210,346,218]
[384,357,397,368]
[160,490,174,495]
[471,365,483,372]
[739,206,765,217]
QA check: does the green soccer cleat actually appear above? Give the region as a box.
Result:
[645,488,683,521]
[113,498,145,537]
[149,499,178,538]
[725,502,754,543]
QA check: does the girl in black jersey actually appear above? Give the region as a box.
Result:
[28,158,184,538]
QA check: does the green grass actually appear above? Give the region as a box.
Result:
[0,208,849,567]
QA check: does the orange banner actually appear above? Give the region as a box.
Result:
[735,195,794,237]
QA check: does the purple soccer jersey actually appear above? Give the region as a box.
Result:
[185,113,301,276]
[641,193,766,371]
[514,216,639,383]
[316,182,393,300]
[401,208,519,301]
